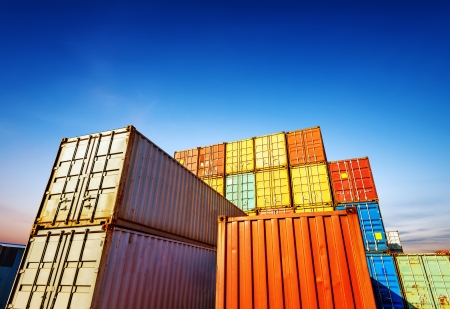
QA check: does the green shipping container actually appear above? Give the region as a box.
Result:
[225,173,256,212]
[395,254,450,309]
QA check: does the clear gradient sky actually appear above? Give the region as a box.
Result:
[0,1,449,251]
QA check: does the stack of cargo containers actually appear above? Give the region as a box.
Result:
[6,126,245,309]
[330,157,405,309]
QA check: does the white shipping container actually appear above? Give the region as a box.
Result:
[386,230,403,253]
[34,126,245,246]
[7,226,216,309]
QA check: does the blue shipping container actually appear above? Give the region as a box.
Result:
[0,243,25,308]
[366,254,405,309]
[336,202,388,252]
[225,173,256,212]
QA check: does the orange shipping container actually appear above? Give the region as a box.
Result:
[198,144,225,177]
[329,157,378,204]
[215,208,377,309]
[287,126,327,166]
[174,148,199,175]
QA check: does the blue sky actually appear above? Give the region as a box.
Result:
[0,1,449,251]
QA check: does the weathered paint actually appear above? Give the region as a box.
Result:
[0,243,25,309]
[255,168,291,208]
[225,173,256,212]
[202,177,225,196]
[198,143,225,177]
[286,126,327,166]
[34,126,245,246]
[336,202,388,252]
[290,163,333,208]
[366,253,405,309]
[329,157,378,204]
[255,132,287,170]
[7,226,216,309]
[226,138,254,174]
[215,208,377,309]
[174,147,199,175]
[387,231,404,253]
[395,254,450,309]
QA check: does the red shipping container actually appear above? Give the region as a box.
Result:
[329,157,378,204]
[174,148,199,175]
[198,143,225,177]
[215,208,377,309]
[286,126,327,166]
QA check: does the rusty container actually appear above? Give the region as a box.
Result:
[174,148,199,175]
[33,126,245,246]
[329,157,378,204]
[286,126,327,166]
[198,143,226,178]
[215,208,377,309]
[7,226,216,309]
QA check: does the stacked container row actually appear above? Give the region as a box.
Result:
[6,126,246,309]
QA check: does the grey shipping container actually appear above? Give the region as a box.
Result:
[386,231,404,253]
[0,243,25,309]
[33,126,245,246]
[7,225,216,309]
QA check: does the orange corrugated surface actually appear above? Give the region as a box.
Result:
[198,144,225,177]
[287,126,326,166]
[215,208,377,309]
[174,148,199,175]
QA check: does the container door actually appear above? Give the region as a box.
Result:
[286,127,326,166]
[198,144,225,177]
[203,177,225,196]
[421,255,450,309]
[7,226,105,309]
[225,139,254,174]
[396,255,436,309]
[225,173,255,212]
[174,148,199,175]
[255,133,287,170]
[37,128,129,226]
[255,168,290,208]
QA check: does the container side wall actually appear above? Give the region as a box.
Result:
[329,157,378,204]
[290,163,333,208]
[225,173,256,213]
[421,255,450,308]
[7,226,106,309]
[93,228,216,309]
[198,144,225,177]
[226,139,254,174]
[203,177,225,196]
[36,127,130,227]
[255,168,291,208]
[255,133,287,170]
[336,202,388,252]
[366,254,405,309]
[287,127,326,166]
[174,148,199,175]
[215,210,377,309]
[0,246,24,309]
[119,131,246,246]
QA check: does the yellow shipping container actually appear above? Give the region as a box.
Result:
[291,163,333,207]
[203,177,224,196]
[226,138,254,174]
[255,168,291,208]
[255,133,287,170]
[294,205,334,213]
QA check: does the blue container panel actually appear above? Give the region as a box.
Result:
[0,247,24,308]
[225,173,256,212]
[366,254,405,309]
[336,202,388,252]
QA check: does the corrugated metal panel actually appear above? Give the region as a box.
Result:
[119,130,245,246]
[387,231,404,253]
[0,244,25,309]
[215,208,377,309]
[286,126,327,166]
[255,168,291,208]
[395,254,450,309]
[290,163,333,208]
[226,138,254,174]
[33,126,245,245]
[7,226,217,309]
[336,202,388,252]
[198,143,225,177]
[294,205,334,213]
[92,228,216,309]
[329,157,378,204]
[225,173,256,212]
[174,148,199,175]
[255,133,287,170]
[202,177,225,196]
[366,254,405,309]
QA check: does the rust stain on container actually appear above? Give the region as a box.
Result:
[215,208,377,309]
[198,143,225,177]
[287,126,327,166]
[174,148,199,175]
[329,157,378,204]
